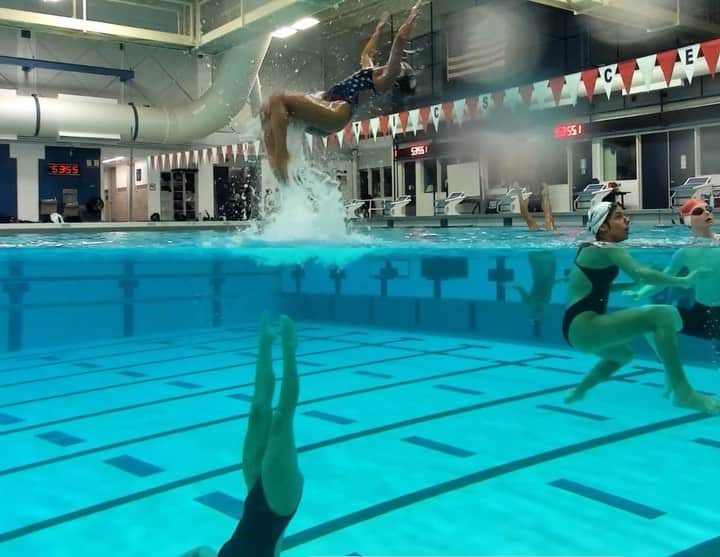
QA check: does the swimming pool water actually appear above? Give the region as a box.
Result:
[0,226,718,557]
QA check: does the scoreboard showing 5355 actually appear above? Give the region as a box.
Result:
[47,163,80,176]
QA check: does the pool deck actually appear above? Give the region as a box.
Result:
[0,210,677,234]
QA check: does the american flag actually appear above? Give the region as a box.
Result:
[446,8,509,82]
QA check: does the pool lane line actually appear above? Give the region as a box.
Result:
[0,330,385,389]
[0,331,256,374]
[0,336,455,407]
[282,406,715,551]
[0,367,666,544]
[0,325,257,366]
[0,358,541,477]
[0,345,500,434]
[0,333,508,406]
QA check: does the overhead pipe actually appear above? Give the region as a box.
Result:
[0,33,271,145]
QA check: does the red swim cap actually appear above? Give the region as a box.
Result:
[680,198,708,219]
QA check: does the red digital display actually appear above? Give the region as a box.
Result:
[394,143,431,159]
[554,123,586,139]
[48,163,80,176]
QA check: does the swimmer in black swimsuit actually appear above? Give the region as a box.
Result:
[183,315,303,557]
[561,202,720,414]
[260,0,422,183]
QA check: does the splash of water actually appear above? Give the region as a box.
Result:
[237,124,376,268]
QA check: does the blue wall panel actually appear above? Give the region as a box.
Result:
[0,143,17,221]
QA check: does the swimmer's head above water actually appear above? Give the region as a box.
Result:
[588,201,629,242]
[680,198,713,235]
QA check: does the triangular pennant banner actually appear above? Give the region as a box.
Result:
[492,91,505,110]
[657,50,677,86]
[702,39,720,78]
[442,102,454,125]
[409,109,420,135]
[519,85,533,106]
[419,107,430,131]
[678,44,701,83]
[431,104,442,132]
[398,111,409,133]
[504,87,521,110]
[370,117,380,140]
[600,64,617,99]
[322,136,328,150]
[636,54,657,90]
[565,72,581,106]
[581,69,598,103]
[305,133,314,152]
[253,140,261,158]
[617,60,637,94]
[361,120,370,139]
[466,97,479,119]
[242,143,249,160]
[231,144,238,161]
[453,99,466,124]
[548,77,565,106]
[352,121,362,143]
[379,114,389,136]
[344,124,353,144]
[389,113,399,137]
[336,128,344,148]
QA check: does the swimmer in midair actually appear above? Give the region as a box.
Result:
[261,0,423,184]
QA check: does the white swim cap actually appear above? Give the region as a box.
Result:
[588,201,613,235]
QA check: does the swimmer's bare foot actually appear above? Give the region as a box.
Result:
[564,387,585,404]
[674,390,720,415]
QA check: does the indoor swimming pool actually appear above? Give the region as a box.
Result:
[0,225,718,557]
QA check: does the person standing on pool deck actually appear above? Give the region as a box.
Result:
[562,201,720,414]
[260,0,422,184]
[182,314,303,557]
[625,198,720,385]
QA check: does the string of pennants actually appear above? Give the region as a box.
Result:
[149,37,720,168]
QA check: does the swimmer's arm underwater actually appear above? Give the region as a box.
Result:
[622,249,688,299]
[607,247,696,289]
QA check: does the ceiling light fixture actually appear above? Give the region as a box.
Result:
[291,17,319,30]
[271,27,298,39]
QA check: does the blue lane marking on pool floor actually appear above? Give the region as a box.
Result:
[671,535,720,556]
[166,380,202,389]
[693,437,720,449]
[303,410,356,425]
[36,431,84,447]
[433,384,483,396]
[353,370,393,379]
[73,362,101,369]
[195,491,244,520]
[228,393,253,402]
[402,435,475,458]
[104,455,164,477]
[536,404,610,421]
[117,371,147,378]
[549,478,665,518]
[0,412,22,425]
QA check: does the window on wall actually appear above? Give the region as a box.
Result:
[404,161,416,196]
[359,170,369,199]
[371,168,381,197]
[700,126,720,174]
[603,136,637,180]
[383,166,393,197]
[423,159,436,193]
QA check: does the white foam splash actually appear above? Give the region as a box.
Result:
[236,123,376,267]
